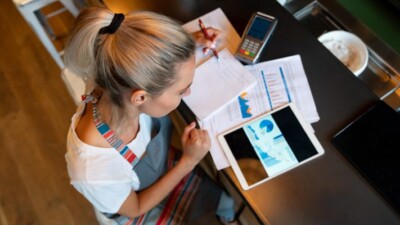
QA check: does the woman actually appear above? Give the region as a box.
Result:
[64,7,238,225]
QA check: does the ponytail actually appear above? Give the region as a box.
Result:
[64,7,114,81]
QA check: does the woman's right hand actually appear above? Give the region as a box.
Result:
[180,122,211,167]
[192,27,223,55]
[119,122,210,218]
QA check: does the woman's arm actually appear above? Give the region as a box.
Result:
[117,122,210,218]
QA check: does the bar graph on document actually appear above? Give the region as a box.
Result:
[238,92,252,118]
[259,67,292,111]
[228,65,293,123]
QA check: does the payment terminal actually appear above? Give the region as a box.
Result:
[235,12,278,64]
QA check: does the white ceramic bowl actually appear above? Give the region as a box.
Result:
[318,30,369,76]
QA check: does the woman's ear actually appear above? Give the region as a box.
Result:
[130,90,148,106]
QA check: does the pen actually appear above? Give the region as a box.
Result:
[198,19,220,62]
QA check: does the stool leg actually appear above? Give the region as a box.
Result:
[20,8,65,68]
[59,0,79,16]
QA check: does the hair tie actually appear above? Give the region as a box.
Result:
[98,13,125,35]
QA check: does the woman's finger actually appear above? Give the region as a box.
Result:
[182,122,196,143]
[206,27,222,42]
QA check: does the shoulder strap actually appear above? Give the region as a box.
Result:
[90,100,140,167]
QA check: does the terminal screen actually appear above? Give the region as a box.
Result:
[247,17,271,40]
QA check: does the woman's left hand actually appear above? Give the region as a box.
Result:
[192,27,223,54]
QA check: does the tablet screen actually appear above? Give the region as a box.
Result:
[223,106,319,186]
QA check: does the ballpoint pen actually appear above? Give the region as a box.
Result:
[198,19,220,62]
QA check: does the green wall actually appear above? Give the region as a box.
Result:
[336,0,400,54]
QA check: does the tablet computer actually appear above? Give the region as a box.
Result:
[218,103,324,190]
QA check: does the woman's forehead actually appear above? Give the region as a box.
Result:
[173,56,196,88]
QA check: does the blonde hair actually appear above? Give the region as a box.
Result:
[64,7,195,127]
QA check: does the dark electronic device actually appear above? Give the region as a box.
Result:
[235,12,278,64]
[332,101,400,214]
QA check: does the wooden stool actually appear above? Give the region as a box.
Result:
[13,0,79,68]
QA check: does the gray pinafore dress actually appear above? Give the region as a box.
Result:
[86,96,222,225]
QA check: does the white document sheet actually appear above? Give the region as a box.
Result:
[183,49,257,120]
[182,8,241,66]
[202,55,320,170]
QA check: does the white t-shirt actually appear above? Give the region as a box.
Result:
[65,103,152,213]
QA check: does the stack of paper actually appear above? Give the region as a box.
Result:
[183,49,256,120]
[182,8,255,121]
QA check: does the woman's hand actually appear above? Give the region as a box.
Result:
[192,27,223,54]
[119,122,210,218]
[180,122,211,167]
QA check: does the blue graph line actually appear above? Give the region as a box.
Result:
[279,67,291,102]
[261,70,273,110]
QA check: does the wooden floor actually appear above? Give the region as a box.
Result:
[0,1,97,224]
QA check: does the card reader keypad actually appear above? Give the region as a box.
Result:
[239,39,260,57]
